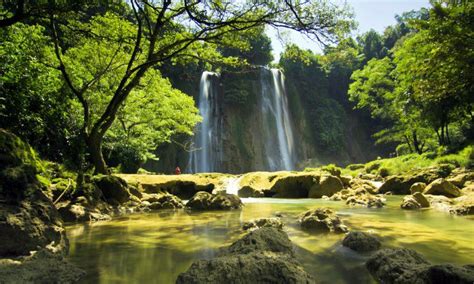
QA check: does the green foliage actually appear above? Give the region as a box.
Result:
[321,164,342,177]
[0,23,78,161]
[342,145,473,177]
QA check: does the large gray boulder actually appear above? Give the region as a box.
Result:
[366,248,474,284]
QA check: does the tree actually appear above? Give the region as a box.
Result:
[47,0,354,174]
[394,2,474,146]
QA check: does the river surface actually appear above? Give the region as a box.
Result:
[66,197,474,284]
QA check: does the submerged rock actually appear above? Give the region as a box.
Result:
[401,192,430,210]
[242,217,283,231]
[176,227,315,284]
[342,231,381,252]
[424,178,461,198]
[0,249,85,283]
[186,191,242,210]
[308,175,343,198]
[366,248,474,284]
[299,208,348,233]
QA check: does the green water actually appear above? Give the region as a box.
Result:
[67,197,474,283]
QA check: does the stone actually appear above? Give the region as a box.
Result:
[366,248,474,284]
[93,175,131,204]
[225,227,294,256]
[450,193,474,215]
[424,178,461,198]
[346,194,385,208]
[242,217,283,231]
[141,193,184,210]
[447,172,474,188]
[176,251,315,284]
[271,174,317,198]
[410,182,426,194]
[299,208,348,233]
[308,175,343,198]
[176,227,315,284]
[186,192,242,210]
[401,192,430,210]
[342,231,381,252]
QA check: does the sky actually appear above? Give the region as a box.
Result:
[268,0,430,61]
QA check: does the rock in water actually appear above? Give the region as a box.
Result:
[176,227,315,284]
[366,248,474,284]
[186,191,242,210]
[299,208,348,233]
[424,178,461,198]
[401,192,430,210]
[242,217,283,231]
[141,193,184,210]
[225,227,293,256]
[342,231,381,252]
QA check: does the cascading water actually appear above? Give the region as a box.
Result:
[260,68,296,171]
[188,71,220,173]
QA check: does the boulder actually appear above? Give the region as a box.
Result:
[57,203,111,222]
[401,192,430,210]
[176,227,315,284]
[238,186,264,197]
[342,231,381,252]
[366,248,474,284]
[308,175,343,198]
[410,182,426,194]
[424,178,461,198]
[346,194,385,208]
[447,172,474,188]
[271,174,317,198]
[93,175,131,204]
[186,192,242,210]
[449,193,474,215]
[225,227,293,256]
[141,193,184,210]
[242,217,283,231]
[299,208,348,233]
[176,251,315,284]
[378,176,415,195]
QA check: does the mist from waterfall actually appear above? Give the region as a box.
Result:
[188,71,219,173]
[260,68,296,171]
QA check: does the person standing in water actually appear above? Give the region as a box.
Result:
[174,166,181,175]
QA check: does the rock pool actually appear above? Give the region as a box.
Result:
[67,197,474,283]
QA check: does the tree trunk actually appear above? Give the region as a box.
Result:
[412,131,423,154]
[86,133,108,175]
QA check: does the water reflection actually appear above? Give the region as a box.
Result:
[67,197,474,283]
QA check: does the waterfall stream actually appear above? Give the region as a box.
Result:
[188,71,219,173]
[260,68,296,171]
[188,68,297,173]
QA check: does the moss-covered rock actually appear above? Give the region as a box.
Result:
[141,192,184,210]
[186,192,242,210]
[366,248,474,284]
[342,231,381,252]
[424,178,461,198]
[401,192,430,210]
[242,218,283,231]
[271,173,318,198]
[93,175,131,205]
[299,208,348,233]
[308,175,343,198]
[410,182,426,194]
[176,227,315,283]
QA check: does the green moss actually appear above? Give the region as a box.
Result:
[341,145,473,177]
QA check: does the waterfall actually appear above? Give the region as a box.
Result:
[260,68,296,171]
[188,71,220,173]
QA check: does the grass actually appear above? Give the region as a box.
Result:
[338,145,473,177]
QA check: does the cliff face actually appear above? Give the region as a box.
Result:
[147,67,384,174]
